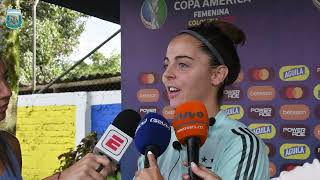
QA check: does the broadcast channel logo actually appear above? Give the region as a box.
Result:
[101,130,128,156]
[140,0,167,29]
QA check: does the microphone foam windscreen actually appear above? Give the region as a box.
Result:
[134,112,171,156]
[112,109,141,138]
[172,100,209,146]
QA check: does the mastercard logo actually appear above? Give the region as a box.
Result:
[265,143,276,157]
[279,65,310,81]
[247,86,276,101]
[139,72,156,85]
[139,106,158,117]
[223,86,242,101]
[137,89,160,102]
[280,85,308,100]
[315,104,320,119]
[279,104,310,120]
[313,84,320,100]
[220,105,244,120]
[280,124,310,139]
[280,143,310,160]
[234,69,244,84]
[314,124,320,140]
[281,163,302,172]
[248,123,276,139]
[162,106,175,120]
[249,67,273,81]
[269,162,276,177]
[315,144,320,160]
[248,105,275,119]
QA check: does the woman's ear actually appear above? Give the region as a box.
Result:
[210,65,229,86]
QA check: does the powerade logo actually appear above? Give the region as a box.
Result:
[280,144,310,160]
[315,144,320,160]
[316,105,320,119]
[316,65,320,80]
[248,123,276,139]
[279,65,310,81]
[139,106,158,117]
[280,125,310,139]
[248,105,274,119]
[140,0,167,29]
[221,105,244,120]
[223,86,242,101]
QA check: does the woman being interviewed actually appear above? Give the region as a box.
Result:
[135,20,270,180]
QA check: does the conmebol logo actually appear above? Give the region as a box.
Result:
[279,65,309,81]
[248,123,276,139]
[220,105,244,120]
[280,144,310,160]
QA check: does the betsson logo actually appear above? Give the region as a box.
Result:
[248,105,275,119]
[137,89,160,102]
[162,106,175,120]
[280,143,310,160]
[279,65,310,81]
[247,86,275,101]
[280,124,310,139]
[279,104,310,120]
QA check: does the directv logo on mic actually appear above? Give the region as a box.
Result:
[136,117,170,133]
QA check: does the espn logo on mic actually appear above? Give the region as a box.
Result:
[94,124,133,162]
[102,130,128,155]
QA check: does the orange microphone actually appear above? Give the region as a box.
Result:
[172,100,209,180]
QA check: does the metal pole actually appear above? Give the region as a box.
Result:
[37,29,121,94]
[32,0,39,93]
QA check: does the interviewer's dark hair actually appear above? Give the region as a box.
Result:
[187,21,246,102]
[0,135,17,177]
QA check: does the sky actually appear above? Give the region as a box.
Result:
[68,17,121,62]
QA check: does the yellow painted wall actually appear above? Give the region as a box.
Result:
[16,106,76,179]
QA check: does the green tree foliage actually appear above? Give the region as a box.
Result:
[0,0,20,132]
[19,0,87,83]
[66,52,121,79]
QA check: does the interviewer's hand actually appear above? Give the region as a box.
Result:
[135,151,164,180]
[44,153,117,180]
[182,162,221,180]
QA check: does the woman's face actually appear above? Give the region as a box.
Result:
[162,34,214,107]
[0,60,12,121]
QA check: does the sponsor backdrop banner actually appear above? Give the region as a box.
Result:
[121,0,320,179]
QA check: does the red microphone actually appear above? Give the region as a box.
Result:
[172,100,209,180]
